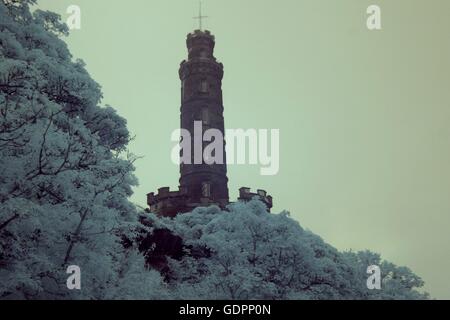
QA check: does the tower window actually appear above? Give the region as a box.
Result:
[202,108,210,125]
[200,80,208,93]
[202,182,211,198]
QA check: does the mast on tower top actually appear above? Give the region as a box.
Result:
[193,1,208,30]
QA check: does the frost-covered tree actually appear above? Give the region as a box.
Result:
[138,200,429,300]
[0,0,149,299]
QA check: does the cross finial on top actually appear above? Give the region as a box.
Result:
[193,1,208,30]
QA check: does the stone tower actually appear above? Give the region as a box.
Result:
[147,30,272,217]
[179,30,229,207]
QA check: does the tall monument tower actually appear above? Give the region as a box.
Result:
[179,30,229,207]
[147,29,231,217]
[147,24,273,216]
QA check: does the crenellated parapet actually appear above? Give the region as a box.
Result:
[237,187,273,212]
[186,30,216,59]
[147,187,189,218]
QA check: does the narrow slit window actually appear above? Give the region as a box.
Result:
[200,80,208,93]
[202,182,211,198]
[202,108,210,125]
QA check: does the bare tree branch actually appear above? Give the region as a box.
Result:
[0,213,19,231]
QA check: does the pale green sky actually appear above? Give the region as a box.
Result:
[37,0,450,299]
